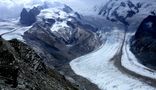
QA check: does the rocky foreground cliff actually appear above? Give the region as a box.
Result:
[0,37,78,90]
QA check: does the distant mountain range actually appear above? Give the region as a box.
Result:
[98,0,156,25]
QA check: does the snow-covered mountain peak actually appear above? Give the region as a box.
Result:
[35,2,81,33]
[0,1,81,41]
[37,7,74,21]
[99,0,156,25]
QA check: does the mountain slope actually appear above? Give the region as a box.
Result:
[23,3,101,67]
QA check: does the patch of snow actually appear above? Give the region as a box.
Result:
[37,8,71,20]
[50,21,69,32]
[145,22,153,29]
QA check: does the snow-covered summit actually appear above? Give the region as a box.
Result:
[35,2,81,33]
[37,2,77,22]
[99,0,156,25]
[19,1,80,26]
[0,1,82,41]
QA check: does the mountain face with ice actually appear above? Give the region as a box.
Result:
[98,0,156,25]
[19,2,74,26]
[22,3,101,68]
[0,1,101,72]
[131,15,156,69]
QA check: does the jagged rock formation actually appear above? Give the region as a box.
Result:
[0,37,78,90]
[131,15,156,69]
[20,7,40,26]
[99,0,156,25]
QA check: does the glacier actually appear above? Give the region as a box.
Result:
[70,26,156,90]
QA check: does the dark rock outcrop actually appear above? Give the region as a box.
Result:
[131,15,156,69]
[62,5,73,13]
[20,7,40,26]
[0,37,78,90]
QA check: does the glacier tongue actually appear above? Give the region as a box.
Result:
[0,20,31,41]
[70,27,155,90]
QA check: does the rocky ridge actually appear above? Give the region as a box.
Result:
[0,37,79,90]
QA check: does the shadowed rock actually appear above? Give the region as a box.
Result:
[131,15,156,69]
[20,7,40,26]
[0,37,78,90]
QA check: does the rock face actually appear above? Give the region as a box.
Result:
[20,7,40,26]
[131,15,156,69]
[99,0,156,25]
[0,37,78,90]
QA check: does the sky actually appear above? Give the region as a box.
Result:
[0,0,109,20]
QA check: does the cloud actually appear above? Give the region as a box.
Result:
[0,0,23,19]
[50,0,109,15]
